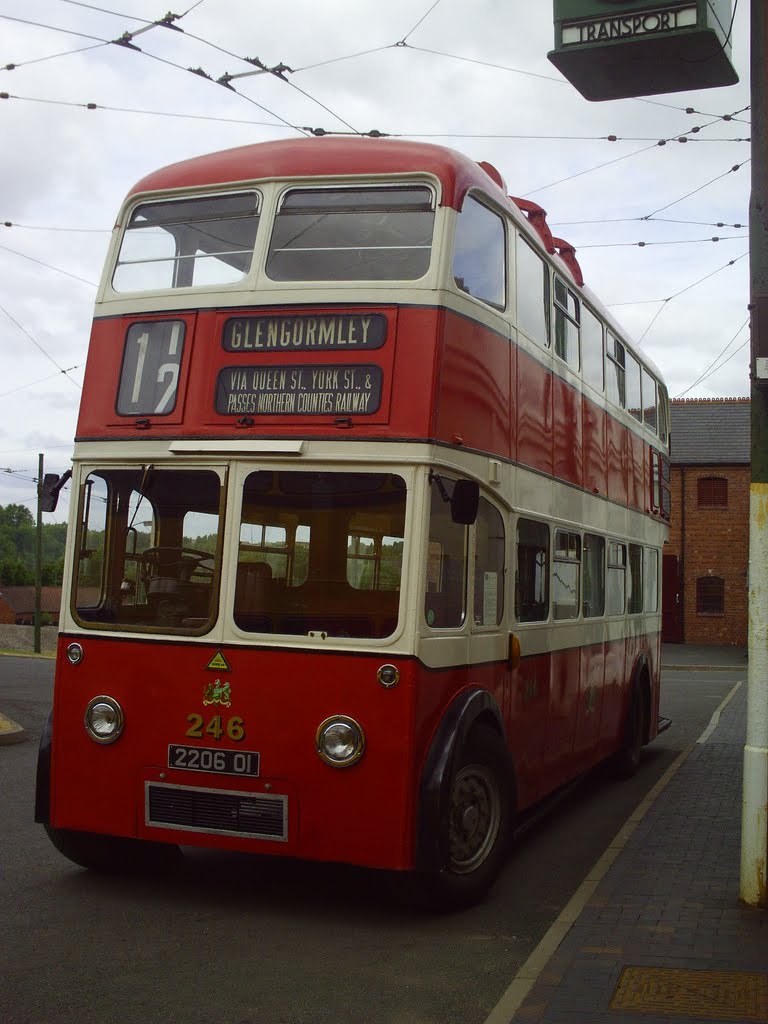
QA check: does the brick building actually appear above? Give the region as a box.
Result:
[663,398,750,646]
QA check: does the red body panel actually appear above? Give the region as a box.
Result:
[49,632,660,867]
[77,302,666,527]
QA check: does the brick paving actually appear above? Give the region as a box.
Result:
[508,654,768,1024]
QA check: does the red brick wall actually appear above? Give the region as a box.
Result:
[0,598,15,625]
[666,465,749,645]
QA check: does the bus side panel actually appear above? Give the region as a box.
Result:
[543,645,580,792]
[434,311,511,459]
[628,431,646,512]
[517,349,553,477]
[48,637,422,871]
[553,377,583,488]
[575,640,605,763]
[606,416,628,507]
[601,634,628,756]
[582,398,607,497]
[508,651,549,809]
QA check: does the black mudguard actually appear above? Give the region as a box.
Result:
[414,688,509,872]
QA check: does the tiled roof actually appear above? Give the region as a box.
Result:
[0,587,62,614]
[669,398,750,465]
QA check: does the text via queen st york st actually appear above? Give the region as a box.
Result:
[216,365,384,416]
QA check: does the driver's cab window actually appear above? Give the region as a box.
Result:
[424,475,467,629]
[474,498,505,627]
[73,468,222,633]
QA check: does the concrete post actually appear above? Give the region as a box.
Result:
[740,0,768,907]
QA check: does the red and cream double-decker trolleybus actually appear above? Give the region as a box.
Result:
[36,137,670,909]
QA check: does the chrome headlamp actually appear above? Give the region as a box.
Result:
[315,715,365,767]
[84,695,124,745]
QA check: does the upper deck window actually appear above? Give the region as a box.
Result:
[113,192,260,292]
[451,195,506,309]
[266,186,435,282]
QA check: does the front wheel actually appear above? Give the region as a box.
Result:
[397,724,513,911]
[44,826,182,874]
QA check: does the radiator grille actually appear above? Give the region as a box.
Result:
[146,782,287,841]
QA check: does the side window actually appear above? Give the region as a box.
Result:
[583,533,605,617]
[452,195,506,309]
[627,543,643,613]
[474,498,505,627]
[644,548,658,613]
[606,334,626,408]
[651,450,662,511]
[658,385,670,445]
[581,306,604,391]
[516,236,550,347]
[626,352,642,423]
[642,367,658,434]
[697,576,724,615]
[606,541,626,615]
[553,530,581,619]
[553,277,580,370]
[347,529,403,591]
[516,518,549,622]
[424,477,467,629]
[698,476,728,508]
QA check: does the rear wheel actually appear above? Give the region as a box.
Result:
[397,724,513,911]
[610,681,647,779]
[45,826,182,874]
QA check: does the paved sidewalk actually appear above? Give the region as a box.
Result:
[497,644,766,1024]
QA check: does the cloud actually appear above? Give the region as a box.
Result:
[0,0,753,519]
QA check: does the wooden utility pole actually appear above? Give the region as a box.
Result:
[741,0,768,907]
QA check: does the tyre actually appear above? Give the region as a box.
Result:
[45,825,182,874]
[609,681,647,779]
[397,723,513,911]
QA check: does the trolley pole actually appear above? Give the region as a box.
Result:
[741,0,768,907]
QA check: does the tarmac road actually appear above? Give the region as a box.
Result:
[0,652,744,1024]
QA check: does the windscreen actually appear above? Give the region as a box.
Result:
[266,186,435,281]
[73,467,224,633]
[112,193,260,291]
[234,471,406,639]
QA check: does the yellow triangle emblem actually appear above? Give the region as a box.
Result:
[206,651,231,671]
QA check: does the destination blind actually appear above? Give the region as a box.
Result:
[222,314,387,352]
[216,364,383,416]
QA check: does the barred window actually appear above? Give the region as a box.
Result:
[697,576,724,615]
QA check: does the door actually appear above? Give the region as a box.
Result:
[662,554,683,642]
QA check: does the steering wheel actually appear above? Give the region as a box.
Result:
[141,546,214,581]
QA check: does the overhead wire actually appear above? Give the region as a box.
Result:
[0,304,83,390]
[675,315,750,397]
[0,2,753,393]
[0,244,98,286]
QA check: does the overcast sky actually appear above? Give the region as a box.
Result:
[0,0,752,522]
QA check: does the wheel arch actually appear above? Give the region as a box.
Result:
[414,688,515,873]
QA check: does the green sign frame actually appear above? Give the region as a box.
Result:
[549,0,738,101]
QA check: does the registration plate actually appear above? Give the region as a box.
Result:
[168,744,260,777]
